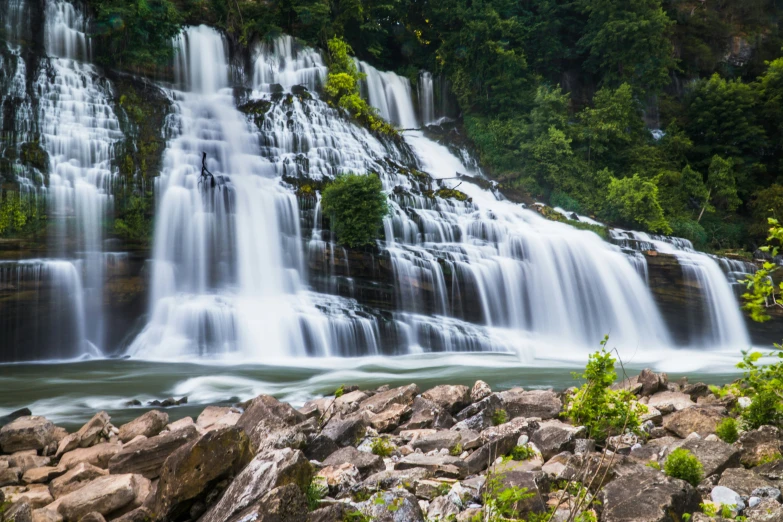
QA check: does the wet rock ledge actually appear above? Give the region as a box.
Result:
[1,373,783,522]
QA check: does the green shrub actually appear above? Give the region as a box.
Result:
[565,336,646,442]
[664,448,703,486]
[509,445,536,461]
[320,173,389,248]
[449,442,463,456]
[491,409,508,426]
[370,437,394,457]
[334,384,345,398]
[603,174,672,234]
[743,389,780,430]
[306,477,327,510]
[716,417,739,444]
[480,473,534,521]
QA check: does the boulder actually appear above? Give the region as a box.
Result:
[236,395,307,451]
[357,468,431,494]
[4,501,32,522]
[499,389,562,420]
[58,443,121,470]
[117,411,168,443]
[49,463,109,499]
[310,414,367,457]
[359,490,425,522]
[662,406,724,438]
[455,394,503,423]
[395,454,467,479]
[224,483,309,522]
[55,412,111,457]
[164,417,195,433]
[711,485,745,511]
[0,466,20,486]
[718,468,776,497]
[410,431,462,454]
[681,383,711,401]
[738,426,782,468]
[530,419,584,460]
[198,448,312,522]
[78,513,106,522]
[359,384,419,416]
[471,381,492,402]
[152,426,252,521]
[647,392,695,414]
[57,474,150,522]
[307,504,352,522]
[744,498,783,521]
[427,494,461,520]
[398,398,454,430]
[755,458,783,481]
[681,438,741,477]
[599,467,700,522]
[22,466,66,484]
[12,454,51,473]
[322,446,384,479]
[5,484,53,509]
[422,385,471,414]
[0,417,56,454]
[465,418,538,474]
[367,402,411,432]
[316,462,361,498]
[480,470,549,518]
[107,424,200,479]
[196,406,241,431]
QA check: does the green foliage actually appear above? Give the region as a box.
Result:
[491,408,508,426]
[449,442,463,457]
[481,472,534,521]
[742,218,783,322]
[604,174,671,233]
[88,0,183,70]
[716,417,739,444]
[334,384,345,398]
[565,336,646,442]
[664,448,704,486]
[646,461,661,470]
[509,444,535,461]
[320,173,389,248]
[0,190,46,239]
[370,437,394,457]
[743,390,780,430]
[706,156,742,213]
[113,193,153,243]
[306,477,328,510]
[577,0,675,94]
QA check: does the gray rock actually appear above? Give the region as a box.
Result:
[307,504,352,522]
[316,462,361,498]
[422,385,471,414]
[322,446,383,479]
[480,470,549,518]
[0,466,21,486]
[410,430,462,454]
[755,458,783,481]
[612,368,666,397]
[108,424,200,479]
[744,498,783,521]
[357,468,431,494]
[530,419,584,460]
[454,394,503,423]
[360,489,425,522]
[427,494,461,520]
[718,468,776,497]
[499,389,562,420]
[22,465,66,484]
[57,473,151,522]
[738,426,782,468]
[663,406,725,438]
[359,384,419,416]
[464,418,537,474]
[395,454,467,479]
[152,426,253,521]
[78,513,107,522]
[751,486,781,502]
[711,485,745,510]
[56,412,111,457]
[3,501,32,522]
[198,448,313,522]
[117,411,169,443]
[236,395,308,452]
[59,442,122,470]
[0,417,56,454]
[471,381,492,402]
[399,398,455,430]
[226,483,309,522]
[599,466,700,522]
[49,462,109,499]
[647,392,695,414]
[681,438,741,477]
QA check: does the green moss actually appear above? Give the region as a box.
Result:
[19,140,48,171]
[434,187,470,202]
[491,408,508,426]
[370,437,394,457]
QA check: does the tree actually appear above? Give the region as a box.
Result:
[577,0,675,94]
[320,173,389,247]
[604,174,671,233]
[703,155,741,217]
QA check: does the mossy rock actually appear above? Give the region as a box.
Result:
[19,140,48,171]
[238,99,272,116]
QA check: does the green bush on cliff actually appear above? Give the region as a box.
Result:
[321,173,389,248]
[564,335,645,442]
[716,417,739,444]
[664,448,703,486]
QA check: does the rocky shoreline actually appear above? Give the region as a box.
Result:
[1,372,782,522]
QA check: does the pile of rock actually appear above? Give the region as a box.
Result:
[0,372,781,522]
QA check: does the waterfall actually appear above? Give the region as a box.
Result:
[356,60,419,129]
[418,72,435,126]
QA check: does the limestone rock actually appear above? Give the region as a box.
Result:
[5,484,53,509]
[235,395,307,452]
[0,417,56,454]
[164,417,195,433]
[317,462,360,498]
[357,468,431,494]
[107,424,199,479]
[530,419,584,460]
[307,504,352,522]
[744,498,783,521]
[22,466,66,484]
[57,474,150,522]
[152,426,252,521]
[647,392,695,414]
[499,388,562,420]
[12,454,51,474]
[471,381,492,402]
[410,430,462,454]
[309,415,367,459]
[49,463,109,499]
[599,467,700,522]
[322,446,384,479]
[77,513,106,522]
[0,466,20,487]
[422,385,471,414]
[681,438,741,477]
[480,470,549,518]
[359,384,419,416]
[663,406,724,438]
[718,468,776,497]
[465,418,538,474]
[738,426,782,468]
[4,501,33,522]
[368,402,411,433]
[711,485,744,511]
[225,483,309,522]
[359,489,425,522]
[58,443,121,470]
[395,454,467,479]
[55,412,110,457]
[398,398,454,430]
[196,406,241,431]
[427,494,461,520]
[198,448,312,522]
[117,411,168,443]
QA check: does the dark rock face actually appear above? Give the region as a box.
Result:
[599,467,701,522]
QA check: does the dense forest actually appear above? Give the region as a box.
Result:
[5,0,783,254]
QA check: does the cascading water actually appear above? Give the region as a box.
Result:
[38,0,123,350]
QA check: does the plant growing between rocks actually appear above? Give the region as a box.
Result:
[715,417,739,443]
[664,448,703,487]
[370,436,394,457]
[320,173,389,248]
